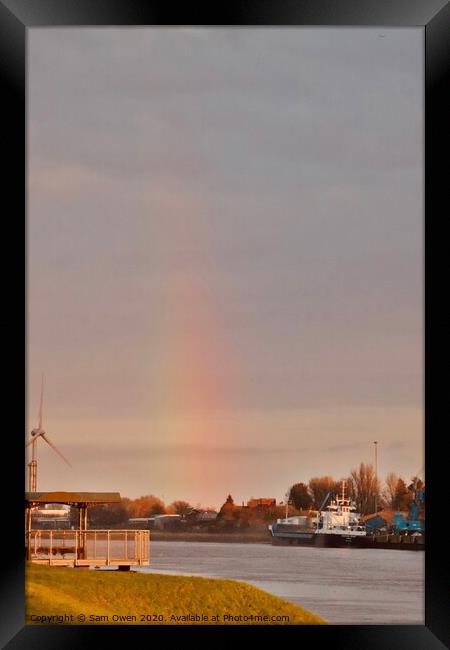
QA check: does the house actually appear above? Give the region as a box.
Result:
[247,498,276,509]
[32,503,71,528]
[128,517,155,528]
[197,511,218,521]
[152,514,183,530]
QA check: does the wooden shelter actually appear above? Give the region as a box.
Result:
[25,491,121,534]
[25,492,149,568]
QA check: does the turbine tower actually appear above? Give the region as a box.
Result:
[26,375,71,491]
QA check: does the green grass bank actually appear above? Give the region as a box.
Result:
[26,563,325,625]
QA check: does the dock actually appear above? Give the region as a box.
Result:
[26,492,150,568]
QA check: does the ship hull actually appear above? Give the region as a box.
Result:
[271,532,425,550]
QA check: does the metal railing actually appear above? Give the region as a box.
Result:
[26,529,150,566]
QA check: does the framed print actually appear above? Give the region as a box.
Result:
[1,0,448,647]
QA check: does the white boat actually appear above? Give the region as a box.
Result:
[269,481,367,547]
[316,481,366,538]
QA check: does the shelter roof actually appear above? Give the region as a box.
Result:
[25,492,121,506]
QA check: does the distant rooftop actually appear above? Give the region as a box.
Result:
[153,514,181,519]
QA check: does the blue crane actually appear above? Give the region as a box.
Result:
[392,475,425,534]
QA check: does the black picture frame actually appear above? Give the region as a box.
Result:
[1,0,448,647]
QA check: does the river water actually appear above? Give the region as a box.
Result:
[141,541,424,624]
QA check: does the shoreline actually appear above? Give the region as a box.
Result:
[147,531,424,550]
[148,531,272,544]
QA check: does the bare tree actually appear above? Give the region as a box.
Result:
[393,477,410,510]
[167,500,192,515]
[384,472,399,510]
[350,463,381,515]
[308,476,336,509]
[127,494,166,517]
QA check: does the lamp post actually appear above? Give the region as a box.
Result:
[285,489,291,522]
[374,441,378,514]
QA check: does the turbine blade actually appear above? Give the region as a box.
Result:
[38,373,44,430]
[25,436,39,448]
[41,434,72,467]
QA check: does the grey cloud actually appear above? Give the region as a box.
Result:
[29,29,422,184]
[28,29,423,422]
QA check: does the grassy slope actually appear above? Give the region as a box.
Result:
[26,564,324,625]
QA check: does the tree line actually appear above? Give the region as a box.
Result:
[288,463,424,516]
[88,496,197,526]
[85,464,424,526]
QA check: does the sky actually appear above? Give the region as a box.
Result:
[27,28,423,509]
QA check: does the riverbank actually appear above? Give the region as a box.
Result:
[26,564,324,625]
[149,530,271,543]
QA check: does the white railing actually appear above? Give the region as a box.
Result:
[26,529,150,566]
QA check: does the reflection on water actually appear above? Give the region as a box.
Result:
[141,541,424,624]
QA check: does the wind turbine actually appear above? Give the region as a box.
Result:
[26,375,71,492]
